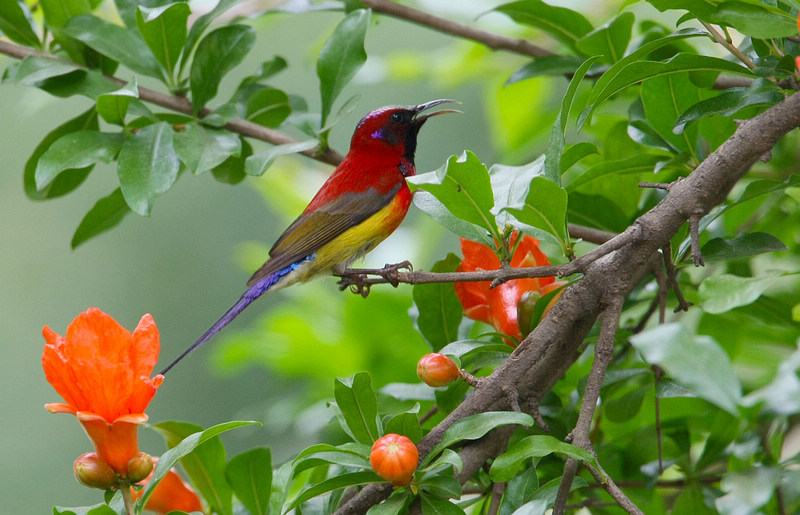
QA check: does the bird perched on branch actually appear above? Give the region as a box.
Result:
[161,99,459,374]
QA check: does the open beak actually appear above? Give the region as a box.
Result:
[413,99,462,124]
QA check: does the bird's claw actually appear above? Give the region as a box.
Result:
[335,261,413,296]
[377,260,413,287]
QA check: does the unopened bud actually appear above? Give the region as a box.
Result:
[74,452,117,490]
[126,452,154,483]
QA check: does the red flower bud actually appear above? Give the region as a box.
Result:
[370,434,419,486]
[417,353,460,387]
[126,452,154,484]
[74,452,117,490]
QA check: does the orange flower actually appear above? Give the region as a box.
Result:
[42,308,163,475]
[132,458,204,514]
[454,233,556,343]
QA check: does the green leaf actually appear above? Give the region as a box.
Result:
[605,384,648,422]
[501,467,539,512]
[743,347,800,415]
[419,494,466,514]
[246,87,291,128]
[136,3,191,80]
[293,442,372,472]
[211,138,250,185]
[421,412,534,468]
[710,2,798,39]
[35,131,124,191]
[412,253,462,352]
[674,80,783,134]
[244,139,318,176]
[62,14,163,79]
[630,324,742,415]
[560,142,599,173]
[0,0,41,48]
[490,155,547,223]
[575,12,634,64]
[40,0,92,65]
[489,435,596,482]
[418,473,463,500]
[52,504,117,515]
[12,56,80,85]
[701,232,787,261]
[334,372,380,444]
[581,53,753,128]
[24,108,98,200]
[565,153,666,192]
[545,56,601,183]
[385,412,423,444]
[173,122,242,174]
[494,0,593,54]
[715,467,781,515]
[317,8,370,129]
[699,271,787,314]
[116,122,180,216]
[412,191,494,248]
[408,151,500,244]
[71,188,131,248]
[367,489,413,515]
[438,340,512,361]
[225,447,272,515]
[506,55,585,85]
[95,79,138,126]
[288,471,382,510]
[504,177,568,253]
[145,420,260,515]
[190,24,255,111]
[641,72,702,157]
[181,0,240,77]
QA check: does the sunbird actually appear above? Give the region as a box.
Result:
[160,99,459,374]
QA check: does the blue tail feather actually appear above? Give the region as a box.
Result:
[159,256,314,375]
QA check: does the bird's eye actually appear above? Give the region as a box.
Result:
[390,112,404,123]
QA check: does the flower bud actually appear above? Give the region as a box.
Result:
[417,353,460,387]
[74,452,117,490]
[126,452,154,483]
[370,434,419,486]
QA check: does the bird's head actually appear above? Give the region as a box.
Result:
[349,99,460,164]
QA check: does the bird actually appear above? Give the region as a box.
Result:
[160,99,459,374]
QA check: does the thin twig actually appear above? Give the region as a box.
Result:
[688,211,706,267]
[585,462,645,515]
[661,244,692,312]
[699,21,757,70]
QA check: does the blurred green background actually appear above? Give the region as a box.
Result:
[0,4,535,512]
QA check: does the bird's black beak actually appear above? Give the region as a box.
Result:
[412,99,461,125]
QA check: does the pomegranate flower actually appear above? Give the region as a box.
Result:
[42,308,164,476]
[454,233,558,343]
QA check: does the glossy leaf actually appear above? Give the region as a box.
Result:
[288,471,382,510]
[384,413,423,444]
[53,504,117,515]
[12,56,80,85]
[501,467,539,512]
[545,56,600,183]
[71,188,130,249]
[225,447,272,515]
[145,420,260,515]
[674,80,783,134]
[116,122,180,216]
[24,108,98,200]
[62,14,163,79]
[35,131,124,191]
[293,442,371,473]
[494,0,593,54]
[40,0,93,65]
[575,11,634,63]
[0,0,40,47]
[246,87,291,128]
[641,72,702,157]
[560,142,599,173]
[317,8,370,128]
[489,435,597,481]
[334,372,380,444]
[244,139,318,176]
[631,323,742,415]
[136,3,191,80]
[699,270,786,314]
[190,25,255,111]
[366,489,413,514]
[506,55,584,85]
[408,152,499,243]
[95,79,138,126]
[565,153,666,192]
[411,191,494,248]
[710,2,797,39]
[419,494,466,514]
[417,472,462,499]
[715,467,781,515]
[181,0,240,76]
[421,411,534,468]
[173,122,242,174]
[701,232,787,261]
[504,177,568,253]
[412,253,462,351]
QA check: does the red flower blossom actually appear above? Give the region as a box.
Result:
[454,233,556,343]
[132,457,204,514]
[42,308,163,476]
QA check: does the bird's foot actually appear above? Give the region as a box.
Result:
[336,261,413,297]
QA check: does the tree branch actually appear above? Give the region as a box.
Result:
[336,87,800,515]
